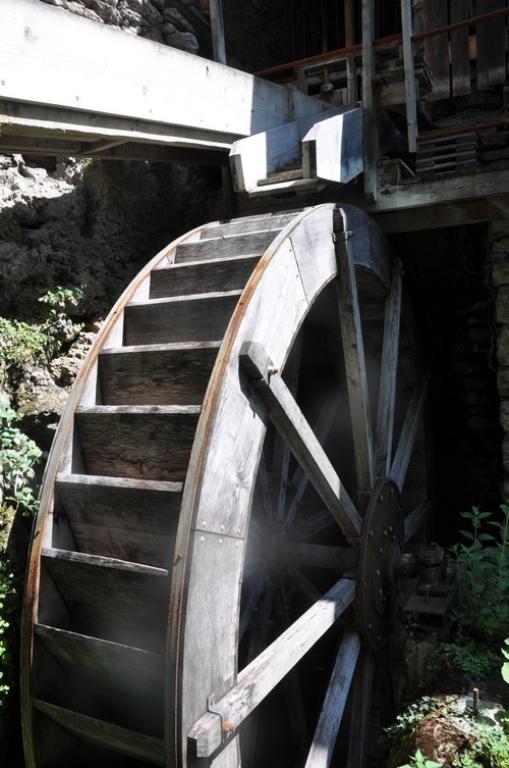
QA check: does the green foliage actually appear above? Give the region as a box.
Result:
[0,394,41,518]
[435,642,499,680]
[399,749,442,768]
[0,317,46,377]
[502,639,509,685]
[460,729,509,768]
[38,284,84,314]
[386,697,448,742]
[450,505,509,646]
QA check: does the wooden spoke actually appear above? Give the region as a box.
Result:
[304,630,361,768]
[279,542,358,572]
[346,649,375,768]
[296,509,336,541]
[274,337,302,527]
[404,500,433,543]
[375,262,402,478]
[240,342,362,542]
[188,578,356,758]
[286,389,341,529]
[375,649,396,727]
[289,568,322,605]
[256,455,275,523]
[390,377,428,492]
[334,208,375,498]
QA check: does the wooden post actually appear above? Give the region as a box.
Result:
[400,0,418,153]
[362,0,378,201]
[209,0,226,64]
[344,0,357,105]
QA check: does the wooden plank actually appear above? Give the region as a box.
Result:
[422,0,450,100]
[346,649,375,768]
[76,406,200,482]
[344,0,358,105]
[124,291,241,346]
[150,255,259,299]
[203,214,297,240]
[400,0,418,153]
[0,0,325,145]
[476,0,506,90]
[99,342,220,407]
[55,474,181,568]
[295,509,336,541]
[40,549,168,652]
[334,209,375,499]
[303,630,360,768]
[240,342,362,541]
[187,579,356,758]
[390,377,428,492]
[450,0,471,96]
[375,263,402,478]
[362,0,378,200]
[175,231,277,264]
[34,699,165,766]
[35,624,163,698]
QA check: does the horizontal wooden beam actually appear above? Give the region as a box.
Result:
[188,578,356,758]
[240,342,362,541]
[0,0,326,153]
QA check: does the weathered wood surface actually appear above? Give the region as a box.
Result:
[404,500,433,542]
[76,406,200,481]
[34,699,166,767]
[400,0,418,153]
[240,341,362,541]
[346,649,375,768]
[203,213,297,240]
[0,0,326,149]
[175,232,276,263]
[55,474,181,567]
[150,256,260,299]
[390,377,428,492]
[187,579,356,758]
[40,549,168,651]
[362,0,378,200]
[124,292,241,346]
[303,630,360,768]
[99,343,219,406]
[450,0,471,96]
[35,623,163,697]
[375,264,402,478]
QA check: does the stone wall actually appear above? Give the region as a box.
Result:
[39,0,201,51]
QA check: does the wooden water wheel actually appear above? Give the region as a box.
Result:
[21,204,431,768]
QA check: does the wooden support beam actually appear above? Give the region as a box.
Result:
[344,0,357,105]
[400,0,418,153]
[187,578,356,758]
[375,263,402,477]
[390,377,428,492]
[0,0,325,152]
[303,630,360,768]
[240,342,362,542]
[334,209,374,499]
[361,0,378,201]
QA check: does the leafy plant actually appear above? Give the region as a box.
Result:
[399,749,442,768]
[450,505,509,646]
[386,697,449,742]
[435,642,499,680]
[0,394,41,518]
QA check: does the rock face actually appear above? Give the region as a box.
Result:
[38,0,201,50]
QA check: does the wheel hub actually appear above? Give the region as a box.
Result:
[355,478,403,651]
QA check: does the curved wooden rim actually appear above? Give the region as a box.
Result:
[167,203,390,768]
[20,214,232,768]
